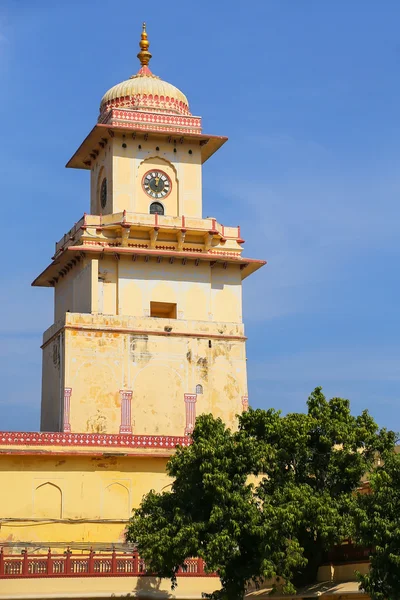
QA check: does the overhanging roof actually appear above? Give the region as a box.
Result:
[66,123,228,170]
[32,245,266,287]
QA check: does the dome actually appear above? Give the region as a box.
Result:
[99,24,191,118]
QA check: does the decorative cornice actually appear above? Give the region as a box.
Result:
[99,108,201,131]
[0,431,190,449]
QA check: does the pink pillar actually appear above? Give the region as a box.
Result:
[184,393,197,435]
[119,390,133,434]
[63,388,72,432]
[242,395,249,412]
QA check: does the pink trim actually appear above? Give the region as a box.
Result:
[242,395,249,412]
[0,432,190,449]
[63,388,72,432]
[184,393,197,435]
[119,390,133,434]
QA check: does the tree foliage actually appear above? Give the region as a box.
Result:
[354,451,400,600]
[126,388,395,600]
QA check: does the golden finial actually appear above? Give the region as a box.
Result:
[137,22,152,67]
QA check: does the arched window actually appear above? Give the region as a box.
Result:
[196,384,203,395]
[149,201,164,215]
[100,177,107,209]
[103,482,130,519]
[34,482,62,519]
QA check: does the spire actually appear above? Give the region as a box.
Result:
[137,22,152,68]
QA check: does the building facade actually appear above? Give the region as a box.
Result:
[0,24,266,599]
[0,26,368,600]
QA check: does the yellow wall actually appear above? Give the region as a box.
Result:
[54,260,93,322]
[90,134,202,217]
[45,253,246,434]
[0,454,169,547]
[90,144,113,215]
[41,331,64,432]
[0,574,220,600]
[56,257,243,322]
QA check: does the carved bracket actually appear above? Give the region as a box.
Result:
[149,228,159,249]
[121,226,131,247]
[177,229,186,251]
[204,232,214,252]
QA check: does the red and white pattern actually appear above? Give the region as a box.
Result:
[184,393,197,435]
[119,390,133,434]
[98,109,201,134]
[242,395,249,412]
[63,388,72,432]
[0,431,190,449]
[99,95,191,118]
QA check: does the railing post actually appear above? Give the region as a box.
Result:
[47,548,52,575]
[197,557,205,574]
[65,547,71,575]
[88,548,94,574]
[111,546,117,575]
[0,547,4,577]
[22,549,28,576]
[133,550,139,574]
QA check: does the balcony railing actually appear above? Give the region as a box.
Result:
[1,544,372,579]
[54,213,243,256]
[0,548,215,579]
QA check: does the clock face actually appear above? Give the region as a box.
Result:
[142,170,171,199]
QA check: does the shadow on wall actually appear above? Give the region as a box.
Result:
[134,575,172,598]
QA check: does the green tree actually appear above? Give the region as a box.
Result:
[354,451,400,600]
[127,388,395,600]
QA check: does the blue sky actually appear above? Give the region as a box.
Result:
[1,1,400,432]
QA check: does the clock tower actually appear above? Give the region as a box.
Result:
[33,24,265,437]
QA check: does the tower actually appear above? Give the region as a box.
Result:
[33,25,265,437]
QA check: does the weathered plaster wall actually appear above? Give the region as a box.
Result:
[43,255,246,435]
[0,454,169,547]
[57,313,247,435]
[40,332,64,432]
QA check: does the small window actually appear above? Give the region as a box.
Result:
[196,384,203,395]
[100,178,107,209]
[150,301,177,319]
[150,202,164,215]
